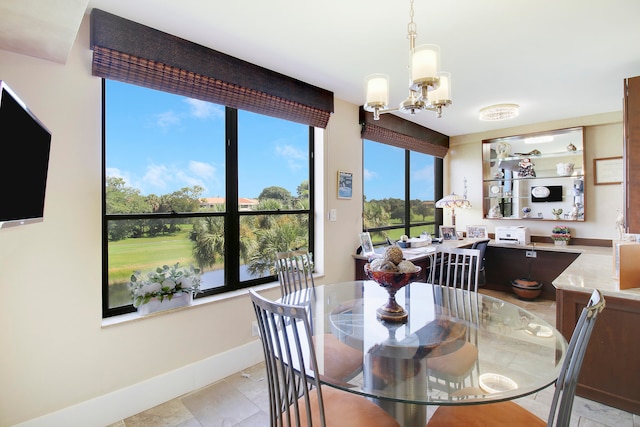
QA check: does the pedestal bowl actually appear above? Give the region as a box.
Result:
[364,263,422,323]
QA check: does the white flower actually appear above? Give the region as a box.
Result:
[162,278,178,291]
[129,263,202,307]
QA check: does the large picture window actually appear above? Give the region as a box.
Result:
[103,80,314,317]
[363,140,438,245]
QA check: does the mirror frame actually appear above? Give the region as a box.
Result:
[482,127,585,221]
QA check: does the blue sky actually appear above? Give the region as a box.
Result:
[106,80,435,201]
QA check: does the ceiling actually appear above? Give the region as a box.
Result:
[2,0,640,137]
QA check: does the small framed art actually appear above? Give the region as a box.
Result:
[594,157,623,185]
[338,171,353,199]
[439,226,457,240]
[466,225,488,240]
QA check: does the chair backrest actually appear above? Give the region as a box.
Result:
[435,247,481,293]
[547,288,605,427]
[470,239,490,270]
[249,289,327,427]
[275,250,315,297]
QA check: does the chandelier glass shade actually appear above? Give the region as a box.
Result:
[364,0,452,120]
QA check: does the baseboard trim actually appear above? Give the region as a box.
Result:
[15,340,264,427]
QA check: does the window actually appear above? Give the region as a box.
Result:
[103,80,314,317]
[363,139,439,245]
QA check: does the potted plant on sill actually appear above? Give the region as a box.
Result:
[551,225,571,246]
[129,263,202,315]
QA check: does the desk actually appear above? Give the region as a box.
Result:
[281,281,567,427]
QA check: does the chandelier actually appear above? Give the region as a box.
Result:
[363,0,452,121]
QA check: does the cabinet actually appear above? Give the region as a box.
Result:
[557,288,640,414]
[624,76,640,233]
[482,127,585,221]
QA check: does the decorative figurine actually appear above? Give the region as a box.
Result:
[518,158,536,177]
[552,208,563,220]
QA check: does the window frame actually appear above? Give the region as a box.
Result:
[101,80,315,318]
[362,139,444,246]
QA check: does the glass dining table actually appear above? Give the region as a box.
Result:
[279,281,567,427]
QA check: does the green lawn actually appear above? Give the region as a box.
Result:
[108,226,196,285]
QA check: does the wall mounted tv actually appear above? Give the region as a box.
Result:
[0,81,52,229]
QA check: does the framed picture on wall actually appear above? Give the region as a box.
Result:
[466,225,488,240]
[337,170,353,199]
[439,226,457,241]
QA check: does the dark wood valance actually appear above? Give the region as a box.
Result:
[360,107,449,158]
[90,9,334,128]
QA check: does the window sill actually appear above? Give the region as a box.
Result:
[101,280,280,328]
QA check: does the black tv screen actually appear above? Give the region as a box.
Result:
[531,185,563,203]
[0,81,52,229]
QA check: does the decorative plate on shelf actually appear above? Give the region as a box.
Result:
[531,186,550,198]
[490,185,501,195]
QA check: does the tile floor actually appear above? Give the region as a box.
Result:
[108,290,639,427]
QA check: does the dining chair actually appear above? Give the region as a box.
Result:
[427,288,606,427]
[275,249,364,386]
[249,289,401,427]
[426,247,482,394]
[275,249,315,298]
[435,246,482,293]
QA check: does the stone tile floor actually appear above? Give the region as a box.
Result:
[108,289,640,427]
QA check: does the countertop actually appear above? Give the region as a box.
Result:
[355,239,640,301]
[492,241,640,301]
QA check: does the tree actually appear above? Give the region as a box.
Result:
[258,186,291,203]
[105,177,150,240]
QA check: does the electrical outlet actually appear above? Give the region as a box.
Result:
[251,321,259,336]
[525,250,537,258]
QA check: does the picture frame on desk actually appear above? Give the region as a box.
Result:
[466,225,488,240]
[359,232,375,256]
[439,226,457,241]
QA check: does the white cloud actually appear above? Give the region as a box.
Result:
[363,168,377,181]
[413,164,434,182]
[275,143,306,171]
[155,111,181,129]
[189,160,216,179]
[143,164,171,190]
[185,99,224,119]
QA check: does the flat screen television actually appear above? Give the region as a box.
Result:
[0,80,52,229]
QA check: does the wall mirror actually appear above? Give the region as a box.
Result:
[482,127,585,221]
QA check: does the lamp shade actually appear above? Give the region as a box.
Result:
[411,44,440,87]
[365,74,390,109]
[428,71,451,105]
[435,193,471,209]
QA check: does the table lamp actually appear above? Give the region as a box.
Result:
[435,193,471,227]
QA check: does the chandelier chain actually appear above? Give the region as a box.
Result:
[407,0,417,48]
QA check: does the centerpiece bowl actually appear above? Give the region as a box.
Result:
[364,263,422,323]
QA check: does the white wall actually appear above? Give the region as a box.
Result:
[0,13,625,427]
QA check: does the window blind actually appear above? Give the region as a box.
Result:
[90,9,334,129]
[359,107,449,157]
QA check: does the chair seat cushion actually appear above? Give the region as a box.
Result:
[426,341,478,377]
[312,334,363,384]
[297,385,401,427]
[427,400,545,426]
